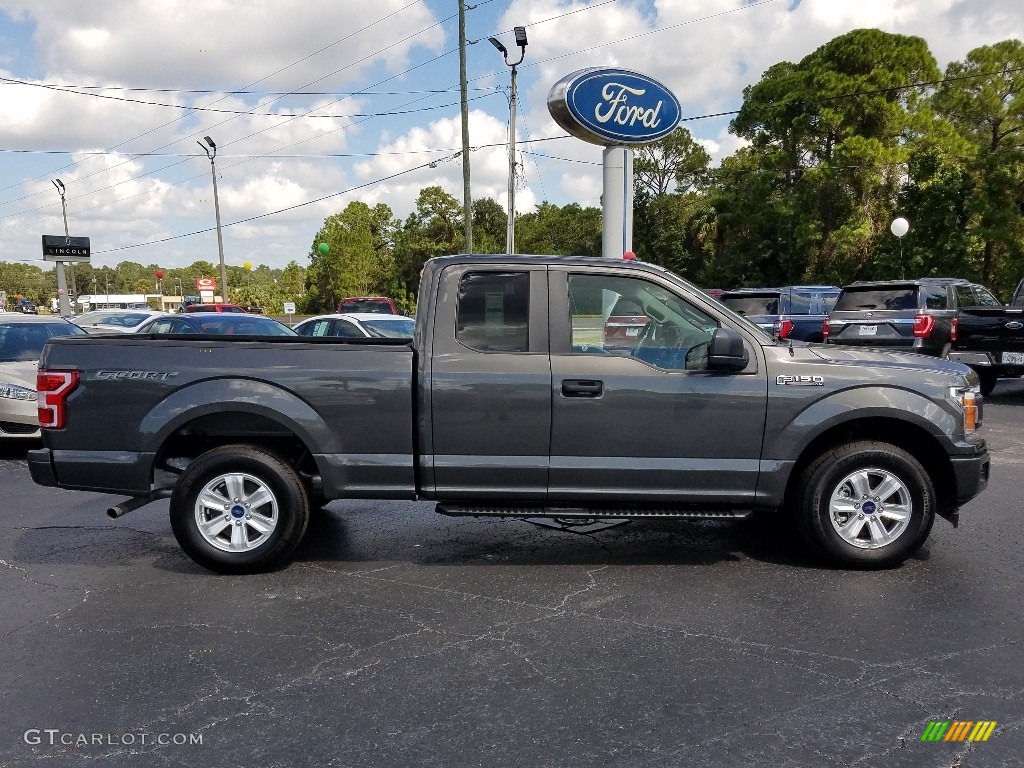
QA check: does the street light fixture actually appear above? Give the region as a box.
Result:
[198,136,228,302]
[489,26,528,255]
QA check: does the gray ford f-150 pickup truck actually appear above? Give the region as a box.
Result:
[29,255,990,573]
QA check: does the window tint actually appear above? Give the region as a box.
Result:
[332,320,364,338]
[954,286,975,308]
[834,287,919,311]
[721,295,779,316]
[361,318,416,338]
[923,287,948,310]
[568,273,718,371]
[456,272,529,352]
[146,319,175,334]
[972,286,1002,307]
[297,320,332,337]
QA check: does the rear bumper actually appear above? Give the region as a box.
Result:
[27,448,153,494]
[947,351,1024,376]
[28,449,58,487]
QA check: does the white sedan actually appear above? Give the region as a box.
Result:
[0,315,87,440]
[70,309,168,333]
[293,313,415,339]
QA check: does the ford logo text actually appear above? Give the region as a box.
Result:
[547,68,681,146]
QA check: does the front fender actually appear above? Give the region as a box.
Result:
[756,386,962,506]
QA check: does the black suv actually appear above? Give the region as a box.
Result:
[825,278,1001,357]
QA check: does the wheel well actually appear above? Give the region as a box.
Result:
[154,411,320,491]
[784,418,956,514]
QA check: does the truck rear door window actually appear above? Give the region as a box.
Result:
[456,272,529,352]
[721,295,779,316]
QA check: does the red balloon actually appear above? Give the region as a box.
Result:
[155,270,165,279]
[623,251,636,260]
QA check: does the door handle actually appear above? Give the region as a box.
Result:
[561,379,603,397]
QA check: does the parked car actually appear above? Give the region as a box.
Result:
[719,286,840,342]
[336,296,399,314]
[136,313,297,336]
[947,278,1024,395]
[71,309,168,333]
[29,255,988,574]
[0,315,87,440]
[294,313,415,339]
[181,303,248,313]
[824,278,1000,357]
[603,297,651,350]
[18,301,38,314]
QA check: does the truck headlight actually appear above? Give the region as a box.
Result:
[948,385,981,433]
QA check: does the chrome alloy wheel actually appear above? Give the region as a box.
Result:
[829,467,912,549]
[194,472,279,553]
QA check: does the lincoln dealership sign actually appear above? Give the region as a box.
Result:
[547,68,681,146]
[42,235,91,263]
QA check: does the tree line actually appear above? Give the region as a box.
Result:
[3,30,1021,313]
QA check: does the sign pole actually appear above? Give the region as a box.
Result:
[601,146,633,259]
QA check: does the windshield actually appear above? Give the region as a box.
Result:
[360,318,415,338]
[0,322,86,362]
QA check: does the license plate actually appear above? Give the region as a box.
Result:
[626,327,639,337]
[859,325,877,336]
[1002,352,1024,364]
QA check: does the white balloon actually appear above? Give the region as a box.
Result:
[890,217,909,238]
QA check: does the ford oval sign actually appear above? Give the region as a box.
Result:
[547,68,681,146]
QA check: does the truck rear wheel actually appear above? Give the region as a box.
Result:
[170,445,311,574]
[796,441,934,568]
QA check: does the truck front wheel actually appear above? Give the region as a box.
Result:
[170,445,311,574]
[796,441,935,568]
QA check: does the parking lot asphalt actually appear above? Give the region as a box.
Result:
[1,385,1023,767]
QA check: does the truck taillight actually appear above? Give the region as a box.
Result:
[773,319,794,339]
[913,314,935,338]
[950,317,958,342]
[822,317,830,339]
[37,370,79,429]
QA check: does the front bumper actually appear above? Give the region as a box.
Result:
[951,449,990,506]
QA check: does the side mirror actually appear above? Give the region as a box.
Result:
[707,327,749,371]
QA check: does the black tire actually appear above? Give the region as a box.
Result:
[795,441,934,569]
[976,369,997,397]
[170,445,310,574]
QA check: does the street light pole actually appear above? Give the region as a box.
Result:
[199,136,228,302]
[490,27,527,255]
[50,179,72,316]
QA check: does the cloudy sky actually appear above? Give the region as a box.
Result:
[0,0,1021,270]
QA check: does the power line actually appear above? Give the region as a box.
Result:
[0,77,499,118]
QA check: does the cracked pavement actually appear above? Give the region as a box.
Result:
[1,385,1023,767]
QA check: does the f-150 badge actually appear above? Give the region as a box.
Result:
[776,374,824,386]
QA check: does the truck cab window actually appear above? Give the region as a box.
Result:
[456,272,530,352]
[568,273,718,371]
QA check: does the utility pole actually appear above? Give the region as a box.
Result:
[458,0,473,253]
[489,27,528,255]
[199,136,228,302]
